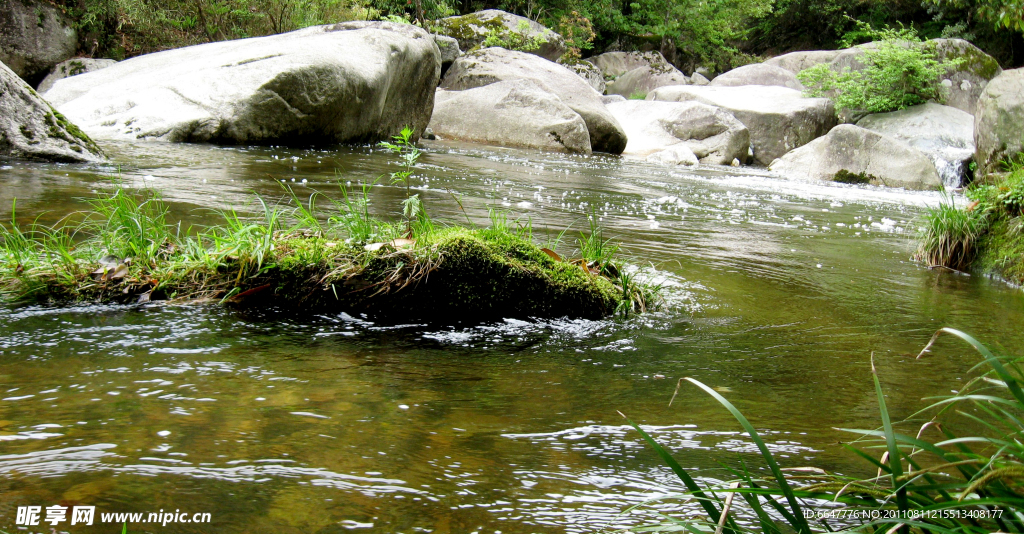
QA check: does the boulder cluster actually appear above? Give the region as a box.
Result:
[3,2,1023,192]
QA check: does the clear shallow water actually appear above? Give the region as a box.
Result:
[2,140,1024,533]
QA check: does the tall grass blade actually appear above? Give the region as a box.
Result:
[682,377,812,534]
[870,355,909,530]
[618,411,729,529]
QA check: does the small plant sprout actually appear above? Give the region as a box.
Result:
[379,126,424,234]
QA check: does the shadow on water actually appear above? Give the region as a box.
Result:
[2,139,1024,533]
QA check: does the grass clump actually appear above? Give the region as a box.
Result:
[916,156,1024,281]
[0,184,656,322]
[623,327,1024,534]
[916,192,985,271]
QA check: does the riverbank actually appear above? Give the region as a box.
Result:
[919,161,1024,285]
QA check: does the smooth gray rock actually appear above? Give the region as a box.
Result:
[46,22,440,145]
[649,85,835,165]
[764,50,842,74]
[607,100,749,165]
[769,124,942,190]
[0,0,77,86]
[710,63,803,90]
[930,38,1002,115]
[435,10,565,62]
[38,58,117,93]
[975,67,1024,177]
[433,34,461,66]
[428,80,591,154]
[601,94,626,104]
[689,72,710,86]
[0,60,104,163]
[857,102,975,187]
[442,47,627,154]
[646,143,698,166]
[564,61,606,93]
[587,51,670,79]
[606,64,689,97]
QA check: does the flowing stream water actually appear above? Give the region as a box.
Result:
[2,140,1024,533]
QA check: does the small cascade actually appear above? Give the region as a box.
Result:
[928,145,975,189]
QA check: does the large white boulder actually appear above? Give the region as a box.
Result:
[764,50,842,74]
[0,0,77,86]
[710,63,803,90]
[769,124,942,190]
[607,100,748,165]
[586,51,670,79]
[441,47,627,154]
[564,61,605,93]
[857,102,974,187]
[975,67,1024,177]
[434,10,565,62]
[0,60,104,163]
[606,65,689,97]
[648,85,835,165]
[38,58,117,93]
[428,80,591,154]
[930,38,1002,115]
[45,22,440,145]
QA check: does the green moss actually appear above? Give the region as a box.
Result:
[43,106,103,155]
[435,14,504,43]
[833,169,875,184]
[67,60,86,76]
[919,168,1024,284]
[19,125,34,140]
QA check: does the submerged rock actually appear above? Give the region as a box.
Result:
[857,103,974,187]
[429,80,591,153]
[710,63,803,90]
[45,22,440,145]
[648,85,835,165]
[0,60,104,163]
[442,47,627,154]
[38,58,117,93]
[605,64,689,98]
[975,67,1024,178]
[0,0,77,86]
[607,100,748,165]
[435,10,565,62]
[769,124,942,190]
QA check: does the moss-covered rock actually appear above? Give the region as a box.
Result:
[434,10,565,62]
[0,59,104,162]
[8,228,623,323]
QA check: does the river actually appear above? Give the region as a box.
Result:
[2,140,1023,533]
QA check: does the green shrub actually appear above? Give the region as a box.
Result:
[481,20,549,52]
[798,24,962,115]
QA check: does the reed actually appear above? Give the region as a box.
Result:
[624,327,1024,534]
